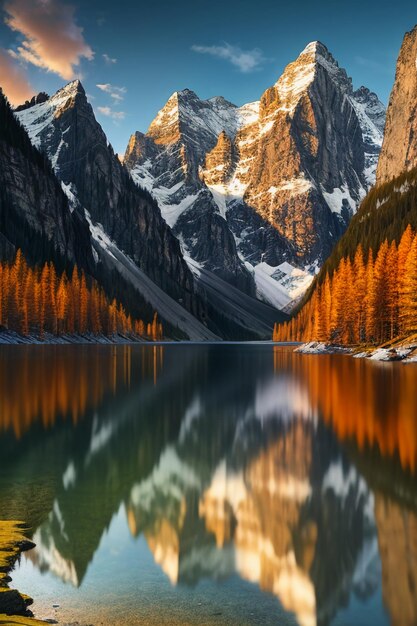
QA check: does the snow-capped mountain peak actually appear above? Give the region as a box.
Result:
[15,80,86,155]
[270,40,352,117]
[124,41,385,316]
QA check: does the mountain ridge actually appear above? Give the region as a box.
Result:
[14,81,286,339]
[276,24,417,348]
[125,41,385,312]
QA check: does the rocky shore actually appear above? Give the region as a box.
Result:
[294,340,417,362]
[294,342,352,354]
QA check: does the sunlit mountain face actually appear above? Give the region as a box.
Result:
[1,345,416,626]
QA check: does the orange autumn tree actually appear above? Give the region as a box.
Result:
[0,250,163,340]
[273,226,417,346]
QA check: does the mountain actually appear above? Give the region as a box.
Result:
[311,24,417,277]
[125,42,385,312]
[15,81,286,339]
[15,81,197,312]
[0,89,94,273]
[278,25,417,347]
[12,82,221,339]
[376,25,417,184]
[0,86,220,340]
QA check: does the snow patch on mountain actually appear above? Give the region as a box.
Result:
[15,80,80,155]
[253,262,314,312]
[125,42,385,315]
[349,87,385,185]
[322,185,362,215]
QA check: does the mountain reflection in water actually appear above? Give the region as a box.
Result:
[0,344,416,626]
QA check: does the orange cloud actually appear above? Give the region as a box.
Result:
[4,0,94,80]
[0,48,33,105]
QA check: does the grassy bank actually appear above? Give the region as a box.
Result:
[0,521,46,625]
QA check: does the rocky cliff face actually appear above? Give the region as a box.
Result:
[236,42,368,263]
[351,86,386,181]
[0,90,94,272]
[125,89,255,292]
[125,42,385,311]
[15,82,278,339]
[15,81,199,313]
[376,25,417,184]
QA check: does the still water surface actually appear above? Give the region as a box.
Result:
[0,344,417,626]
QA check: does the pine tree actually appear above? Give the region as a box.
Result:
[370,241,390,343]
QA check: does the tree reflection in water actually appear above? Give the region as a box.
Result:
[0,344,416,626]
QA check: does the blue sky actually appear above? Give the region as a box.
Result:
[0,0,416,155]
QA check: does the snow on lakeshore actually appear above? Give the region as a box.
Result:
[354,345,417,363]
[295,342,417,362]
[294,342,352,354]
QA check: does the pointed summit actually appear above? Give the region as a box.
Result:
[55,79,86,100]
[125,40,384,313]
[270,40,352,108]
[175,88,198,99]
[299,40,328,58]
[15,79,89,152]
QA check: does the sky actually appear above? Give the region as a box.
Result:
[0,0,416,155]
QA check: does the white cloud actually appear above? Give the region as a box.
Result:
[97,106,125,120]
[4,0,93,80]
[102,53,117,64]
[96,83,126,101]
[191,42,266,73]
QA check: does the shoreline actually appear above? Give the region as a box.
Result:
[295,340,417,363]
[0,330,148,345]
[0,521,46,625]
[0,333,299,346]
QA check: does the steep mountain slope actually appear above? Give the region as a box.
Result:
[0,88,220,340]
[15,81,198,313]
[279,24,417,346]
[376,24,417,184]
[0,89,94,273]
[320,168,417,277]
[16,82,286,339]
[125,90,257,294]
[302,25,417,279]
[125,42,385,311]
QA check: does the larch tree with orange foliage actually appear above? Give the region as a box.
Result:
[273,226,417,347]
[0,251,164,341]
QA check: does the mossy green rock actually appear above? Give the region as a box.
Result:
[0,520,47,624]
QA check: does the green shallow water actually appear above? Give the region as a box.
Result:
[0,344,416,625]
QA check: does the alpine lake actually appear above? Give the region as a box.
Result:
[1,343,416,626]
